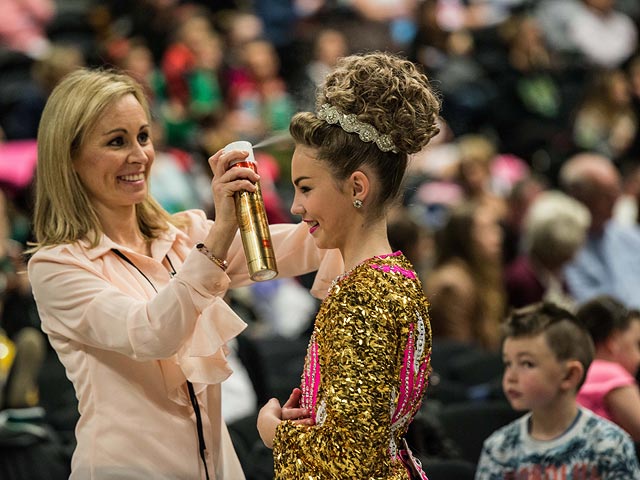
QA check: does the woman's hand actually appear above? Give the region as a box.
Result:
[208,148,259,228]
[201,148,261,259]
[257,388,314,449]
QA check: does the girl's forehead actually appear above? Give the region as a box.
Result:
[291,148,332,178]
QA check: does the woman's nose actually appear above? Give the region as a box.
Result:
[290,197,303,216]
[128,142,151,164]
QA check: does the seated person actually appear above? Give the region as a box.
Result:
[576,295,640,442]
[504,190,590,311]
[476,302,639,478]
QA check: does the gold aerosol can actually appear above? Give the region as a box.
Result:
[224,141,278,281]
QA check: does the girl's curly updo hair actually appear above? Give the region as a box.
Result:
[289,52,441,216]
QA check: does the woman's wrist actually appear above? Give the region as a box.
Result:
[196,243,228,271]
[201,222,236,260]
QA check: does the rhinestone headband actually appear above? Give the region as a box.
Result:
[317,103,399,153]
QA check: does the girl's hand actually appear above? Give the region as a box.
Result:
[257,389,314,449]
[281,387,313,424]
[257,398,282,449]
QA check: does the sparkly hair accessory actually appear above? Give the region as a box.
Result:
[317,103,399,153]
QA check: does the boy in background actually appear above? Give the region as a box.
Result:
[475,302,640,479]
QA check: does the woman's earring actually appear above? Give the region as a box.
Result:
[353,199,363,209]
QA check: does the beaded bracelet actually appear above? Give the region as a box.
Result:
[196,243,229,271]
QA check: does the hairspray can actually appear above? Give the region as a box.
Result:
[224,141,278,281]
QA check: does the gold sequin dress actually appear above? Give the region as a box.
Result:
[273,252,432,479]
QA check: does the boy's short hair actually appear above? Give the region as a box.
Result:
[503,302,595,389]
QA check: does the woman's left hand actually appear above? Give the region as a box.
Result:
[207,148,259,229]
[202,148,261,255]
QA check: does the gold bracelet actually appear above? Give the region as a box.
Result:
[196,243,229,271]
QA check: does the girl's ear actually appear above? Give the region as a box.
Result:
[561,360,585,392]
[349,170,370,203]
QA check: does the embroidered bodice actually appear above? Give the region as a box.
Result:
[273,252,432,479]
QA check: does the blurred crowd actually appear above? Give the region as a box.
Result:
[2,0,640,477]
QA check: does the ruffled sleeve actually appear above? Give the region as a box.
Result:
[29,240,247,404]
[162,295,247,403]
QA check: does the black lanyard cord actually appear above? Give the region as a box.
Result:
[111,248,210,480]
[187,381,211,479]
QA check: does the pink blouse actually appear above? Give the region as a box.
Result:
[28,210,342,480]
[577,359,637,422]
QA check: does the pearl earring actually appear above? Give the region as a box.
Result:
[353,199,363,208]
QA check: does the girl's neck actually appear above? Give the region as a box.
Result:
[340,220,392,272]
[529,397,579,441]
[594,347,619,364]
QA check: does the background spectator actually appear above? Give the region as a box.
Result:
[504,190,591,311]
[425,201,506,351]
[560,152,640,308]
[577,295,640,442]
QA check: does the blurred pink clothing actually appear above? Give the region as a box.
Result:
[28,210,342,479]
[0,0,55,57]
[577,359,636,422]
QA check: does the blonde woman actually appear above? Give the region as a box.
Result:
[28,68,341,479]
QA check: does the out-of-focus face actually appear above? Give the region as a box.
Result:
[502,334,568,412]
[515,17,544,50]
[584,0,615,14]
[460,158,490,194]
[613,318,640,376]
[628,60,640,97]
[315,30,348,66]
[290,145,354,251]
[244,40,279,81]
[193,34,223,70]
[584,169,621,234]
[608,70,631,106]
[180,16,213,51]
[73,93,154,216]
[473,206,503,261]
[122,45,154,83]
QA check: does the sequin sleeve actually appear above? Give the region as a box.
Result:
[272,256,431,479]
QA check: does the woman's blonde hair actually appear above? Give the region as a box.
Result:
[31,68,182,251]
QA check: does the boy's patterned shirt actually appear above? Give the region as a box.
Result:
[476,407,640,480]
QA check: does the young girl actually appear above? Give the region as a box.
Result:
[576,295,640,441]
[257,52,441,478]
